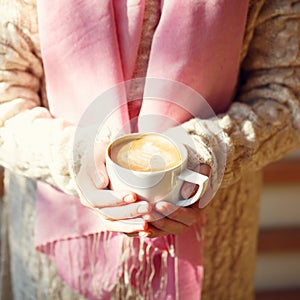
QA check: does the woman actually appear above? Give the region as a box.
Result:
[1,0,300,299]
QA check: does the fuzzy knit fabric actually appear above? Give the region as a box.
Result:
[1,0,300,299]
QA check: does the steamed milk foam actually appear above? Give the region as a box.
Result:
[109,134,182,172]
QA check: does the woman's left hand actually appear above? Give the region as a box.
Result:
[143,201,205,237]
[127,164,211,238]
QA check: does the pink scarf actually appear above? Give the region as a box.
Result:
[36,1,248,299]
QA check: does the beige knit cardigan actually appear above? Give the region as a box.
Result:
[0,0,300,299]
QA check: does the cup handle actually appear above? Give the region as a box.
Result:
[176,169,209,207]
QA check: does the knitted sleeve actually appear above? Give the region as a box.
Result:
[182,0,300,189]
[0,0,83,195]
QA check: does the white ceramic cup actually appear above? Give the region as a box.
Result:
[105,132,209,207]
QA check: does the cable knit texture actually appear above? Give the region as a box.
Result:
[183,0,300,189]
[0,0,300,299]
[0,0,82,196]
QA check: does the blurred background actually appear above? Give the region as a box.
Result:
[0,148,299,299]
[255,148,300,300]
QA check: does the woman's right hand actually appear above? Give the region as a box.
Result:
[76,139,151,233]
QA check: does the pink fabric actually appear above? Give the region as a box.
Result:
[36,0,249,299]
[140,0,249,130]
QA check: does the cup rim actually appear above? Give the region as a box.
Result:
[105,132,187,174]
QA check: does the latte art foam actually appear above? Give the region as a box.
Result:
[110,134,182,172]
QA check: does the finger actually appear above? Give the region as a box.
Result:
[199,163,211,177]
[155,201,199,226]
[89,189,137,208]
[77,173,137,209]
[181,164,211,199]
[146,202,188,234]
[138,225,168,238]
[197,181,214,208]
[83,140,109,189]
[181,182,198,199]
[125,232,139,237]
[99,217,148,233]
[89,161,109,189]
[77,161,138,208]
[142,210,164,222]
[88,163,109,190]
[78,140,109,190]
[149,213,189,235]
[90,140,110,189]
[97,201,151,220]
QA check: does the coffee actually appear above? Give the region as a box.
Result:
[109,133,182,172]
[106,132,209,207]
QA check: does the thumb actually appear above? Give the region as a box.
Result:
[181,164,211,199]
[89,140,110,189]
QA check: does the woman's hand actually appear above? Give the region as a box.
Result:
[144,201,205,237]
[134,164,210,238]
[76,139,152,233]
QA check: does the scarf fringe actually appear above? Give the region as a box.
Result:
[38,233,178,300]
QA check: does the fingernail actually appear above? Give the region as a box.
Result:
[123,194,136,203]
[181,184,196,199]
[143,214,151,221]
[138,204,149,214]
[155,202,165,211]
